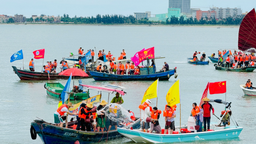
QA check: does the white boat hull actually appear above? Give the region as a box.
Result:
[240,85,256,96]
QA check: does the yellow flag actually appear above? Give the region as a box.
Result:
[141,79,158,104]
[69,94,101,111]
[166,80,180,106]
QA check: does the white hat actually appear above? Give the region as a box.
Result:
[145,99,151,104]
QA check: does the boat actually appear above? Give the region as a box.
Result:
[30,84,141,144]
[89,68,177,81]
[215,65,256,72]
[117,126,243,143]
[12,66,90,80]
[208,56,218,63]
[187,58,209,65]
[44,82,90,100]
[240,85,256,96]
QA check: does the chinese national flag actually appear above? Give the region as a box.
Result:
[33,49,45,59]
[209,81,226,94]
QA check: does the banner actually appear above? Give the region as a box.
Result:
[166,80,180,107]
[138,47,155,62]
[61,73,72,104]
[141,79,158,104]
[33,49,45,59]
[69,94,101,111]
[131,48,145,66]
[10,50,23,62]
[209,81,226,94]
[199,83,209,106]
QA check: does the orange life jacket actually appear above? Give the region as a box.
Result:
[57,104,68,116]
[119,64,124,70]
[98,52,103,58]
[239,56,243,62]
[218,51,222,55]
[114,64,117,70]
[92,112,97,119]
[91,51,95,56]
[246,82,252,88]
[96,65,101,71]
[125,64,130,69]
[151,110,162,119]
[53,62,57,68]
[193,57,197,61]
[122,52,126,57]
[251,61,255,66]
[191,106,200,117]
[118,55,123,60]
[226,57,230,63]
[79,49,83,55]
[29,61,33,67]
[84,109,92,119]
[232,63,236,67]
[234,55,238,61]
[45,67,50,72]
[138,102,152,111]
[245,56,249,61]
[135,68,140,73]
[110,62,114,68]
[79,59,82,65]
[78,107,86,119]
[129,111,136,121]
[163,109,173,117]
[130,64,135,69]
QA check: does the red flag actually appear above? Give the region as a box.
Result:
[138,47,155,62]
[33,49,45,59]
[209,81,226,94]
[199,83,209,106]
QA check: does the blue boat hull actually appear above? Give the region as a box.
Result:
[187,58,209,65]
[89,69,176,81]
[208,56,218,63]
[118,126,243,143]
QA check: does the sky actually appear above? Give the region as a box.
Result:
[0,0,255,17]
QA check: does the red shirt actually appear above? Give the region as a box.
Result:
[201,102,214,117]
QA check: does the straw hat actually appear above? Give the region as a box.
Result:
[100,100,108,105]
[202,97,210,102]
[67,102,73,107]
[145,99,152,104]
[87,103,93,108]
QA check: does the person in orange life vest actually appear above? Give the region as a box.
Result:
[225,55,231,68]
[245,79,253,89]
[78,58,84,69]
[244,54,250,67]
[250,61,255,67]
[109,60,115,73]
[191,103,203,132]
[130,62,135,75]
[61,61,68,71]
[134,66,140,75]
[96,64,102,72]
[29,58,34,71]
[113,62,117,74]
[149,107,162,133]
[107,51,112,61]
[91,49,95,62]
[54,102,76,127]
[98,50,103,61]
[128,110,136,121]
[96,100,108,132]
[76,103,87,130]
[234,54,238,63]
[122,49,126,59]
[118,53,123,60]
[83,103,94,131]
[78,47,83,55]
[237,54,243,68]
[125,61,130,75]
[163,105,176,134]
[201,97,214,131]
[118,62,124,75]
[218,50,222,57]
[193,56,198,62]
[139,99,152,132]
[44,65,51,74]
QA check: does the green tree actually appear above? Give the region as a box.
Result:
[7,18,14,23]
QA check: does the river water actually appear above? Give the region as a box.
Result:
[0,24,255,144]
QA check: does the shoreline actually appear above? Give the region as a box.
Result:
[0,23,239,28]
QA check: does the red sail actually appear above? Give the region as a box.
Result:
[238,9,256,51]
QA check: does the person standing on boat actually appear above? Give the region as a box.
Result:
[113,62,117,74]
[91,49,95,62]
[191,103,203,132]
[96,100,108,132]
[218,56,223,66]
[245,54,250,67]
[76,103,86,130]
[245,79,253,89]
[193,51,198,58]
[225,55,231,68]
[201,97,214,131]
[111,93,124,104]
[130,62,135,75]
[52,59,57,73]
[109,60,114,74]
[118,62,125,75]
[163,105,176,134]
[151,59,156,73]
[125,61,130,75]
[139,99,152,132]
[149,107,162,133]
[108,103,119,131]
[84,103,94,131]
[78,47,83,55]
[161,62,169,72]
[29,58,35,71]
[54,102,76,127]
[122,49,126,59]
[98,50,103,61]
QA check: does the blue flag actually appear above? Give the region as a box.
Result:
[61,73,72,104]
[10,50,23,62]
[223,51,230,61]
[81,51,92,65]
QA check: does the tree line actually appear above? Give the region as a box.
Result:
[6,14,244,25]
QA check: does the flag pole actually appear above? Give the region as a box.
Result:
[42,58,44,72]
[180,102,181,132]
[23,58,24,70]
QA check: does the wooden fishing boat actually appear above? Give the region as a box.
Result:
[215,65,256,72]
[30,119,141,144]
[12,66,90,80]
[208,56,218,63]
[44,82,90,100]
[117,126,243,143]
[89,68,177,81]
[187,58,209,65]
[240,85,256,96]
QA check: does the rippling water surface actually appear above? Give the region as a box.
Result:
[0,24,255,144]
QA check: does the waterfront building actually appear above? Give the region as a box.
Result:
[149,8,181,22]
[134,11,151,20]
[14,14,26,22]
[169,0,191,14]
[196,10,216,20]
[210,7,242,19]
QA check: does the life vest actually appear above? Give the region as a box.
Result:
[218,51,222,55]
[29,61,33,67]
[118,55,123,60]
[120,64,124,70]
[78,107,86,119]
[92,112,97,119]
[53,62,57,68]
[130,64,135,70]
[110,62,114,68]
[151,110,162,119]
[79,49,83,55]
[98,52,103,58]
[114,64,117,70]
[193,57,197,61]
[163,109,173,117]
[234,55,238,61]
[191,106,200,117]
[96,65,101,71]
[246,82,252,88]
[107,53,112,58]
[122,52,126,57]
[79,59,82,65]
[125,64,130,69]
[129,111,136,121]
[45,67,50,72]
[239,56,242,62]
[229,50,232,55]
[232,63,236,67]
[245,56,249,61]
[84,109,92,119]
[91,51,95,56]
[251,61,255,66]
[57,104,68,116]
[135,68,140,73]
[226,57,230,63]
[138,102,152,111]
[45,65,50,69]
[65,63,68,68]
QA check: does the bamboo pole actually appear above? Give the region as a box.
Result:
[180,103,181,132]
[23,59,24,70]
[108,93,110,103]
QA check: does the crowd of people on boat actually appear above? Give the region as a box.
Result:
[192,51,207,62]
[211,50,256,68]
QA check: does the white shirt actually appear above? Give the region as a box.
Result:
[54,107,68,116]
[109,103,118,117]
[140,106,151,122]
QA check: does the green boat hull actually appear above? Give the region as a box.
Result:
[45,82,89,100]
[215,66,256,72]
